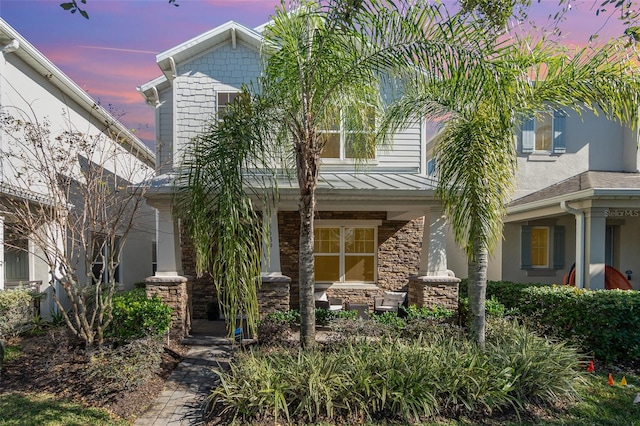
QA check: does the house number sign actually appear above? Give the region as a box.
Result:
[605,209,640,217]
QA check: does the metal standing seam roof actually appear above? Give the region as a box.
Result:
[268,172,439,193]
[146,171,439,196]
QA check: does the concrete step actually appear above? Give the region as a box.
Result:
[181,335,232,346]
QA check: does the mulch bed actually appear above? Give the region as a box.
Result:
[0,326,189,421]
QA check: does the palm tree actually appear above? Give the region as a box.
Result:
[383,34,640,346]
[179,0,493,347]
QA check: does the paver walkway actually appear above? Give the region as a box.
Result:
[135,321,234,426]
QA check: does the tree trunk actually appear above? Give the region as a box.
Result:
[296,129,319,348]
[468,235,488,348]
[298,194,316,348]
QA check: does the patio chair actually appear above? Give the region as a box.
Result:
[314,291,343,311]
[373,291,407,314]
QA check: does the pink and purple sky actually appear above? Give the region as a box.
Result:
[0,0,631,149]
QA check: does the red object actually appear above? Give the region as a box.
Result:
[608,373,615,386]
[587,360,595,372]
[565,265,632,290]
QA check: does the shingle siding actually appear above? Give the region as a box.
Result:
[173,42,262,166]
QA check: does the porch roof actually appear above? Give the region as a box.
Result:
[506,171,640,220]
[146,171,438,199]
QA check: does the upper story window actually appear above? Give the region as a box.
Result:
[319,107,376,160]
[217,92,239,119]
[521,110,566,154]
[427,158,437,176]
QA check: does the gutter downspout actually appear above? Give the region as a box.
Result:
[561,200,584,289]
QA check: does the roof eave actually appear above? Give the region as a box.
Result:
[507,188,640,216]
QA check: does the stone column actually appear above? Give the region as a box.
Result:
[260,209,291,315]
[585,207,607,290]
[409,208,460,309]
[145,275,192,339]
[145,199,191,339]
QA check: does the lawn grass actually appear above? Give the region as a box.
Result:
[0,392,128,426]
[2,344,22,363]
[551,371,640,426]
[429,372,640,426]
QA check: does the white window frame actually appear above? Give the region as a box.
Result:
[533,111,553,152]
[216,91,239,120]
[314,220,380,284]
[319,108,377,162]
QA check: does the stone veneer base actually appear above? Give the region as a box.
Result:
[408,275,460,312]
[145,275,192,340]
[258,275,291,318]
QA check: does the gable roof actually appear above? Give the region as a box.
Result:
[155,20,263,82]
[0,19,155,168]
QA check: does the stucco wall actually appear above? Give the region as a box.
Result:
[502,215,576,284]
[514,111,628,200]
[1,42,155,310]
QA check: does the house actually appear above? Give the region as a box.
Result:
[138,20,460,334]
[0,19,157,317]
[436,107,640,290]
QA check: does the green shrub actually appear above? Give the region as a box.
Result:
[461,281,640,363]
[209,321,586,424]
[107,289,171,341]
[257,315,293,346]
[83,337,164,392]
[458,279,550,310]
[329,309,358,321]
[402,304,455,321]
[263,309,300,326]
[315,307,332,326]
[0,288,35,337]
[515,286,640,363]
[371,311,406,329]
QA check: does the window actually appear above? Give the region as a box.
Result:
[4,237,28,282]
[217,92,239,119]
[314,226,376,283]
[521,110,566,154]
[427,158,437,176]
[319,107,376,160]
[521,225,564,269]
[92,234,121,285]
[530,227,549,268]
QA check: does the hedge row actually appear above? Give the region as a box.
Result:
[460,280,640,363]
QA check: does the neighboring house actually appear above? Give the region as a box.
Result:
[138,20,459,323]
[0,19,157,316]
[435,108,640,290]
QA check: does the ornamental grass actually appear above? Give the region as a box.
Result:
[208,320,587,424]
